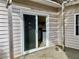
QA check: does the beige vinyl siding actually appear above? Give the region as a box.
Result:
[65,4,79,49]
[49,15,58,45]
[12,7,22,57]
[0,2,9,59]
[57,11,63,45]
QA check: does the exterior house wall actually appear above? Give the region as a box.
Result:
[0,0,60,59]
[12,1,79,59]
[1,0,79,59]
[0,1,10,59]
[12,2,59,58]
[65,4,79,49]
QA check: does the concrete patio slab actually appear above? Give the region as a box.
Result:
[15,46,79,59]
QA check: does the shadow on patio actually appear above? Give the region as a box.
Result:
[16,46,79,59]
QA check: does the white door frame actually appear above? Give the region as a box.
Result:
[36,15,38,48]
[21,9,49,54]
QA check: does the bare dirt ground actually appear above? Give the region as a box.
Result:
[16,46,79,59]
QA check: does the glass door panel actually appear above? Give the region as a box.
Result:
[23,14,36,51]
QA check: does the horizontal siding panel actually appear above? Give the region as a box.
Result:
[65,14,74,17]
[0,38,9,41]
[49,23,58,27]
[13,23,21,26]
[0,46,9,50]
[49,15,57,18]
[0,34,8,38]
[13,39,21,42]
[13,20,21,23]
[12,13,20,16]
[13,28,21,30]
[13,40,21,44]
[0,22,8,26]
[67,40,79,46]
[0,2,9,59]
[1,55,9,59]
[0,42,9,46]
[12,9,20,13]
[0,7,7,11]
[13,22,20,24]
[65,27,74,29]
[0,11,8,15]
[49,36,58,40]
[65,42,79,47]
[49,32,57,36]
[12,15,20,18]
[14,51,21,54]
[2,55,9,58]
[2,50,9,54]
[0,31,8,34]
[65,20,74,24]
[49,28,57,31]
[13,44,21,48]
[13,34,21,37]
[14,52,21,57]
[13,31,21,33]
[0,15,8,18]
[14,52,21,56]
[12,16,20,20]
[49,18,58,22]
[13,26,21,29]
[13,26,21,28]
[13,33,21,35]
[49,28,57,30]
[0,27,8,30]
[0,41,8,44]
[14,48,21,51]
[65,32,74,35]
[13,42,21,45]
[0,19,8,22]
[0,3,6,7]
[2,53,9,57]
[0,32,8,36]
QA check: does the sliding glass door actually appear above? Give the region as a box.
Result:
[23,14,47,51]
[23,14,36,51]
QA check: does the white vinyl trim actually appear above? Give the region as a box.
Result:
[20,9,25,57]
[36,15,38,48]
[46,15,50,46]
[74,13,76,36]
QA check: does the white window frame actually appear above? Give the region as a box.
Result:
[21,9,49,54]
[74,13,79,36]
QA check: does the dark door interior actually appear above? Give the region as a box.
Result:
[38,16,46,47]
[23,14,36,51]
